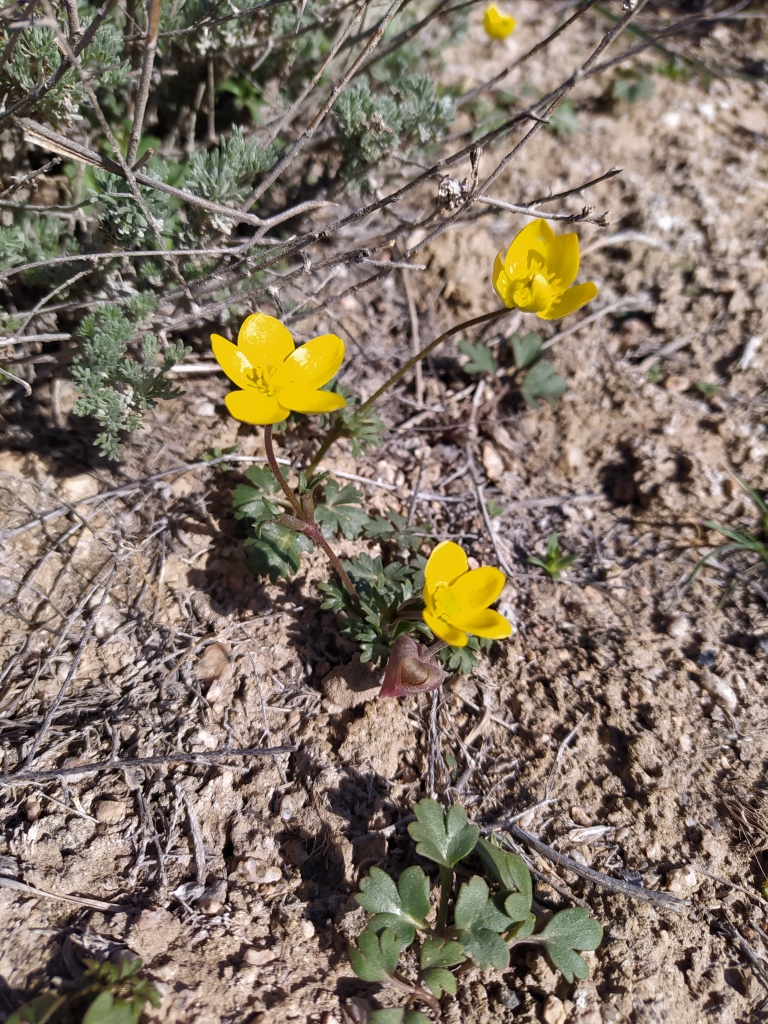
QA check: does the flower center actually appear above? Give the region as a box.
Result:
[432,582,460,623]
[511,258,560,313]
[246,363,279,396]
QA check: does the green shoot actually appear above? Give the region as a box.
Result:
[528,533,579,580]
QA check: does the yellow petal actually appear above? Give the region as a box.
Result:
[450,607,513,640]
[423,607,468,648]
[492,251,514,307]
[448,565,506,610]
[272,333,345,391]
[540,281,598,320]
[282,388,347,415]
[546,230,580,288]
[211,333,253,389]
[504,218,554,279]
[424,541,469,595]
[224,389,289,425]
[237,313,295,369]
[483,4,516,39]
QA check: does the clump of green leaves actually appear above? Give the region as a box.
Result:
[511,332,567,408]
[231,463,490,672]
[688,475,768,606]
[71,298,190,459]
[7,956,161,1024]
[459,332,567,408]
[334,75,453,185]
[349,799,603,1020]
[185,128,275,234]
[528,532,578,580]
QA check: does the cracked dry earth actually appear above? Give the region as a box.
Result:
[1,7,768,1024]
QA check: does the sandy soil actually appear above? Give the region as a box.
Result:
[1,5,768,1024]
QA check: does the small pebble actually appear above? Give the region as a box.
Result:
[542,994,567,1024]
[666,614,690,638]
[25,796,42,822]
[238,858,282,885]
[697,650,717,668]
[243,947,277,966]
[666,866,698,892]
[94,799,127,823]
[699,669,738,713]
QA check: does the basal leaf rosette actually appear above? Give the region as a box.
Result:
[422,541,513,648]
[492,219,598,321]
[483,5,516,39]
[211,312,347,425]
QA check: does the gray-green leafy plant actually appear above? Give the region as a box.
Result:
[349,799,603,1018]
[71,300,190,459]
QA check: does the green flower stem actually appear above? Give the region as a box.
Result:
[264,425,360,604]
[307,307,512,474]
[436,863,453,934]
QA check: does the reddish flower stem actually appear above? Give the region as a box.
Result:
[263,425,360,604]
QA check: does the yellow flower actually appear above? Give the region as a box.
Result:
[211,313,346,425]
[423,540,513,648]
[492,219,598,320]
[483,4,516,39]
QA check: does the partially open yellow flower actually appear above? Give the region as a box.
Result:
[492,219,598,320]
[423,540,513,648]
[211,313,346,425]
[483,4,516,39]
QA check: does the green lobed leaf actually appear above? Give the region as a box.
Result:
[348,928,402,983]
[511,331,542,369]
[454,876,515,934]
[246,522,313,582]
[538,907,604,983]
[314,479,370,540]
[458,339,497,376]
[521,360,567,409]
[367,914,416,946]
[422,967,456,999]
[420,937,466,971]
[476,838,532,913]
[81,992,135,1024]
[408,799,479,868]
[356,866,429,928]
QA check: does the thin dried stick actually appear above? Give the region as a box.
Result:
[0,874,125,911]
[127,0,161,166]
[244,0,406,208]
[505,820,690,912]
[402,269,423,407]
[0,745,298,785]
[14,118,333,237]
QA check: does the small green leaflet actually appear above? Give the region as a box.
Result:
[408,799,479,868]
[521,360,566,408]
[537,907,603,983]
[368,1010,431,1024]
[314,479,370,539]
[511,331,542,369]
[454,876,513,970]
[355,866,430,945]
[458,339,497,376]
[246,521,313,582]
[348,928,402,983]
